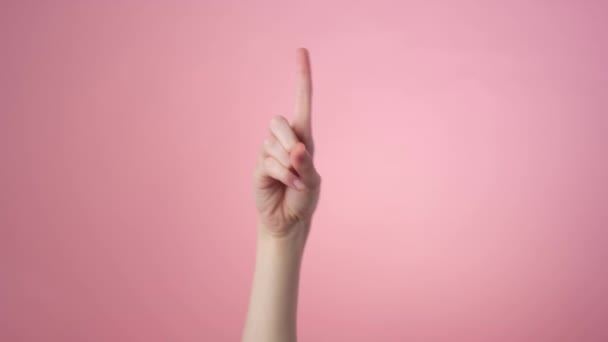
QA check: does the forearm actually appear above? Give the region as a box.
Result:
[242,222,310,342]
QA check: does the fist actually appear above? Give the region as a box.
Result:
[253,48,321,237]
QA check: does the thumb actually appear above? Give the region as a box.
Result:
[290,142,320,189]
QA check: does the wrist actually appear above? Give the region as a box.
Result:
[257,220,310,254]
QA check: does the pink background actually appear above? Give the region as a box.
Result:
[2,1,608,341]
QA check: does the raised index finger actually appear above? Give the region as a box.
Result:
[292,47,314,153]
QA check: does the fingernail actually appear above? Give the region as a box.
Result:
[293,179,306,190]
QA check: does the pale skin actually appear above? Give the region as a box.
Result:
[242,48,321,342]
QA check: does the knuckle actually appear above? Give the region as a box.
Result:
[263,157,274,169]
[270,115,287,127]
[263,141,273,154]
[258,146,266,159]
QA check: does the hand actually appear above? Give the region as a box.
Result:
[253,48,321,238]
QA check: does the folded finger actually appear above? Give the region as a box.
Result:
[263,134,291,168]
[263,157,305,190]
[270,115,298,152]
